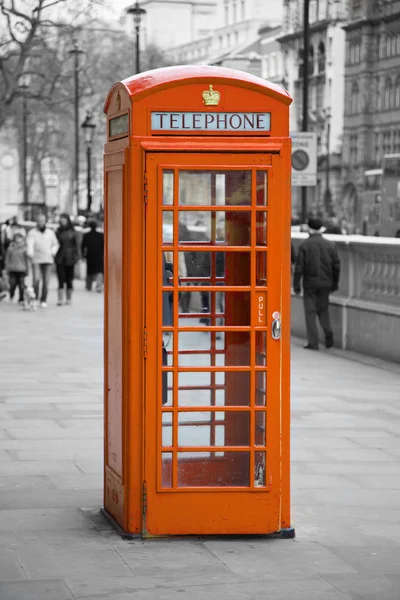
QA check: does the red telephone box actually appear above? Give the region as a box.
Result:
[103,66,293,537]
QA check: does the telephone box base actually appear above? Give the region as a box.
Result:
[101,507,296,540]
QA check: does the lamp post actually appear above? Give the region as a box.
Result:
[69,39,84,214]
[126,1,147,74]
[301,0,310,223]
[81,112,96,213]
[324,108,332,215]
[19,75,30,211]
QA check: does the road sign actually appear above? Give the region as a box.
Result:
[291,132,317,186]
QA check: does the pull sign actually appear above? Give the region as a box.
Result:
[256,293,266,326]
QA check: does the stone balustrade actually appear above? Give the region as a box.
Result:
[291,233,400,363]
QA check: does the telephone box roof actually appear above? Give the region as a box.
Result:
[104,65,292,113]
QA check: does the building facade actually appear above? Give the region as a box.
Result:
[127,0,217,51]
[278,0,347,217]
[166,0,282,65]
[341,0,400,226]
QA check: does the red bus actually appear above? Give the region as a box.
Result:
[362,155,400,237]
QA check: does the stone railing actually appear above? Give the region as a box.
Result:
[291,233,400,363]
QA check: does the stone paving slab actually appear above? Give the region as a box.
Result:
[1,283,400,599]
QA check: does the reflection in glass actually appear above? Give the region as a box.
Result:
[162,371,173,406]
[178,411,250,447]
[178,212,251,245]
[254,451,266,487]
[162,212,173,245]
[255,411,266,446]
[179,251,249,285]
[256,212,268,246]
[179,171,251,206]
[162,412,173,447]
[162,452,173,488]
[256,171,268,206]
[162,292,174,326]
[256,371,266,406]
[178,291,225,317]
[162,332,173,366]
[256,252,267,286]
[163,170,174,205]
[177,452,250,487]
[255,331,267,366]
[178,371,250,407]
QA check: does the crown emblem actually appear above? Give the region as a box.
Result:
[202,84,220,106]
[116,92,121,111]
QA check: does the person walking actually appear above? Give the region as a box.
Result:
[27,214,59,308]
[5,232,28,305]
[293,217,341,350]
[55,214,80,306]
[4,216,26,251]
[81,221,104,292]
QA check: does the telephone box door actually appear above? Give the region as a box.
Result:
[144,152,285,535]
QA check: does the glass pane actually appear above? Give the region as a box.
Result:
[178,452,250,487]
[254,451,266,487]
[178,212,251,245]
[178,291,247,325]
[162,371,173,406]
[163,332,173,365]
[255,371,266,406]
[256,171,268,206]
[179,331,211,350]
[161,452,173,488]
[179,251,250,285]
[162,292,174,326]
[178,411,250,447]
[255,331,267,366]
[162,212,174,245]
[162,412,173,447]
[255,411,266,446]
[178,371,250,407]
[256,252,267,286]
[256,212,267,246]
[163,170,174,205]
[179,170,251,206]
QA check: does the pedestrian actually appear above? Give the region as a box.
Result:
[27,214,59,308]
[4,216,26,250]
[5,232,28,306]
[81,220,104,292]
[55,214,80,306]
[293,217,341,350]
[324,215,342,235]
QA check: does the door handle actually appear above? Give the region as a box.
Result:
[271,312,281,340]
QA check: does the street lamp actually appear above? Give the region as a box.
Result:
[301,0,310,223]
[18,74,30,211]
[126,1,147,74]
[69,39,84,214]
[81,112,96,213]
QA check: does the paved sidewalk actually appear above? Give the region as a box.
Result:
[1,283,400,600]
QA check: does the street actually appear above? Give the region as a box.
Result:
[1,281,400,599]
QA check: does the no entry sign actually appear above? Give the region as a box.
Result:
[291,132,317,186]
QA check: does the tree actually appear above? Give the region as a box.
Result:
[0,0,98,128]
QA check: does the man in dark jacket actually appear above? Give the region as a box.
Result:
[294,217,341,350]
[82,221,104,292]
